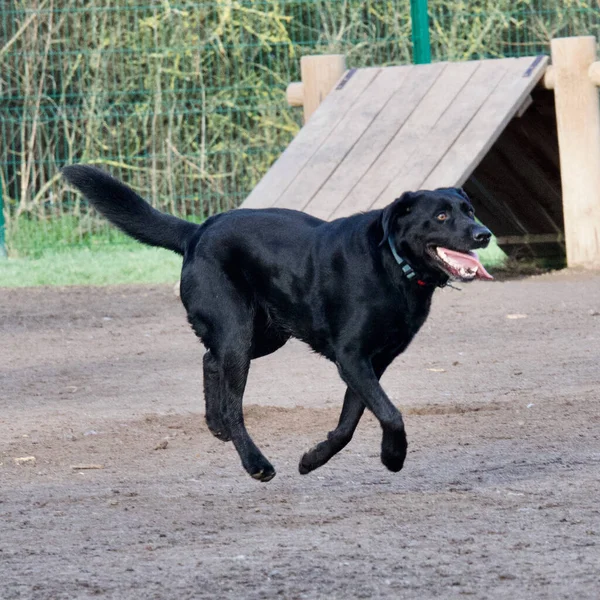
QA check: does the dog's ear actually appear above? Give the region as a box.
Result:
[379,192,415,247]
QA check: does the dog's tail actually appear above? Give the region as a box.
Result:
[61,165,199,256]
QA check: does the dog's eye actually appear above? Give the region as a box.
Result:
[436,211,449,222]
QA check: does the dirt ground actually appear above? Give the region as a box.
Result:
[1,271,600,599]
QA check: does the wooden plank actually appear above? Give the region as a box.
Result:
[421,55,549,189]
[329,60,480,219]
[242,67,379,209]
[371,58,515,209]
[304,63,442,220]
[277,66,414,213]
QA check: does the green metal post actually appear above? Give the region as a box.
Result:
[0,179,6,258]
[410,0,432,65]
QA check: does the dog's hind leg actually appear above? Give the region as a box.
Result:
[186,271,275,481]
[203,351,231,442]
[216,334,276,482]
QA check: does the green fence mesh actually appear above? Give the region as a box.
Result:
[1,1,599,257]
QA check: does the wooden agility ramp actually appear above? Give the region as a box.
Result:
[242,55,567,264]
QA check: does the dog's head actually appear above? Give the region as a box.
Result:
[380,188,493,283]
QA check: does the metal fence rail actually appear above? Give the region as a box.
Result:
[1,0,599,257]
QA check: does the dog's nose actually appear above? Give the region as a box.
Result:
[472,227,492,244]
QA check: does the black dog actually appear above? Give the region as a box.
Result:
[62,165,492,482]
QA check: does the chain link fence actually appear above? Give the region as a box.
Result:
[1,0,599,257]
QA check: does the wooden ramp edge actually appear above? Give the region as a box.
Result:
[241,55,549,223]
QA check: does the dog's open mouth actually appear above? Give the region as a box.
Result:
[429,247,493,281]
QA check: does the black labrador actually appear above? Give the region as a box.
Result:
[62,165,492,482]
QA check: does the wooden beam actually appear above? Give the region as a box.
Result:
[551,36,600,267]
[286,82,304,107]
[300,55,347,122]
[543,62,600,88]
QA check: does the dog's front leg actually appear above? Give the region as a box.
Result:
[298,353,395,474]
[336,355,407,472]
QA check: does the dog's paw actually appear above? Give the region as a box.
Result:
[298,440,332,475]
[246,453,276,482]
[298,450,317,475]
[381,450,406,472]
[250,467,276,482]
[381,429,408,472]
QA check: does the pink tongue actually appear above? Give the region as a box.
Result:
[438,247,494,280]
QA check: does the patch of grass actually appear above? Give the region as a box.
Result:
[7,214,130,258]
[6,213,206,259]
[0,245,181,288]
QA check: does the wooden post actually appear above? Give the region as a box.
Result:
[299,55,346,123]
[551,36,600,268]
